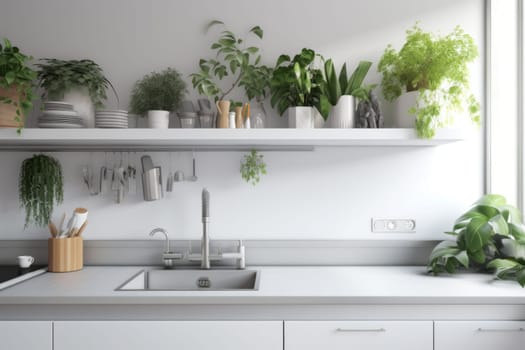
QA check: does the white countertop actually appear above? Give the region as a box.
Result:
[0,266,524,305]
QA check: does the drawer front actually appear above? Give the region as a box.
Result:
[285,321,433,350]
[435,321,525,350]
[0,321,52,350]
[54,321,283,350]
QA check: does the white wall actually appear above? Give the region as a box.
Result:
[0,0,484,240]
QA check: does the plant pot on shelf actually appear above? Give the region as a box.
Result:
[0,85,24,128]
[62,87,95,128]
[326,95,355,128]
[392,90,418,128]
[147,110,170,129]
[288,106,316,129]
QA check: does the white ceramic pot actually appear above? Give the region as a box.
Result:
[147,110,170,129]
[326,95,355,128]
[287,106,315,128]
[393,91,418,128]
[63,87,95,128]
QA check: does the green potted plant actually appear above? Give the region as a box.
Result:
[270,48,327,128]
[322,59,374,128]
[0,38,37,133]
[378,24,480,138]
[36,58,117,128]
[130,67,187,129]
[428,194,525,287]
[19,154,64,228]
[190,21,270,128]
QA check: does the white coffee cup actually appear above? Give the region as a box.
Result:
[17,255,34,268]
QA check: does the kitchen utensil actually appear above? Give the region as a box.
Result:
[48,221,58,238]
[59,212,66,234]
[69,208,88,236]
[141,155,154,173]
[188,152,198,182]
[142,167,162,201]
[174,170,185,182]
[75,221,88,237]
[166,153,174,193]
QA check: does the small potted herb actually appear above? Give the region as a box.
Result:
[19,154,64,228]
[130,67,187,128]
[36,58,117,128]
[240,150,267,185]
[190,21,270,128]
[270,48,327,128]
[0,38,37,133]
[378,24,480,138]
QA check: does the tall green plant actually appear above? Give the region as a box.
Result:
[378,24,480,138]
[130,67,187,115]
[428,194,525,287]
[36,59,117,107]
[190,21,272,102]
[0,38,37,133]
[322,59,374,106]
[270,48,329,119]
[19,154,64,228]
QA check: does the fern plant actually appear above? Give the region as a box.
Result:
[378,24,480,138]
[19,154,64,228]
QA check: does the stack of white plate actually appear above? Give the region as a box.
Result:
[38,101,84,128]
[95,110,129,128]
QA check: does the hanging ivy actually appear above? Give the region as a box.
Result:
[19,154,64,228]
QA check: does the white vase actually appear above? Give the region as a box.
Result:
[147,110,170,129]
[63,88,95,128]
[393,91,418,128]
[326,95,355,128]
[287,106,315,128]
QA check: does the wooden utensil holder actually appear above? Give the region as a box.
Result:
[48,237,83,272]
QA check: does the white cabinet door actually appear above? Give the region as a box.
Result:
[54,321,283,350]
[0,321,52,350]
[285,321,433,350]
[435,321,525,350]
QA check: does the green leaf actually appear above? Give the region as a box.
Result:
[489,214,509,236]
[275,55,290,67]
[501,205,523,224]
[346,61,372,95]
[454,250,470,268]
[509,223,525,242]
[250,26,264,39]
[465,217,486,252]
[517,269,525,287]
[500,238,525,262]
[474,194,507,207]
[206,20,224,32]
[339,63,348,94]
[5,71,15,85]
[246,47,259,54]
[470,249,486,264]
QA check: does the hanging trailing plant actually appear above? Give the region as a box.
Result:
[19,154,64,228]
[240,150,267,186]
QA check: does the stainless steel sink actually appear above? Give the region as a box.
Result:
[116,268,260,291]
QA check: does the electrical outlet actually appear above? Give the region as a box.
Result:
[371,218,416,233]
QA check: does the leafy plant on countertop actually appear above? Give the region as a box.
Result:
[270,48,328,119]
[428,194,525,287]
[190,21,272,102]
[36,58,118,107]
[0,38,37,134]
[129,67,187,115]
[378,24,480,138]
[322,58,375,106]
[19,154,64,228]
[240,150,266,186]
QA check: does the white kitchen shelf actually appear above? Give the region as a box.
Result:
[0,128,467,152]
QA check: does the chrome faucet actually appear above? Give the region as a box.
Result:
[149,228,182,268]
[201,188,211,269]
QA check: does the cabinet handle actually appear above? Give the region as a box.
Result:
[336,328,386,333]
[477,328,525,332]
